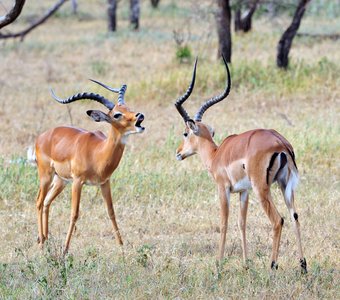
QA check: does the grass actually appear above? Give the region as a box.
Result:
[0,0,339,298]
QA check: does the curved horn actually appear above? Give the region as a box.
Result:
[89,79,121,93]
[50,89,115,110]
[194,54,231,122]
[117,84,127,105]
[174,57,198,122]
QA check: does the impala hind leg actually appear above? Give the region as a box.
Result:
[238,191,249,265]
[218,185,230,261]
[36,173,53,247]
[279,183,307,273]
[101,181,123,245]
[43,175,66,240]
[64,179,82,254]
[253,186,283,270]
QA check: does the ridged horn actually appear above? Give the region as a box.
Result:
[194,54,231,122]
[117,84,127,105]
[50,89,114,110]
[89,79,121,93]
[174,57,198,122]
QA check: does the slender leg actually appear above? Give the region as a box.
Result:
[36,175,52,248]
[280,183,307,273]
[253,186,283,269]
[64,179,82,254]
[42,175,66,240]
[101,180,123,245]
[238,191,249,264]
[218,184,230,261]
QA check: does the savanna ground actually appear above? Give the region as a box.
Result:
[0,0,339,298]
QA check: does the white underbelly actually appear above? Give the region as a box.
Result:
[231,177,252,193]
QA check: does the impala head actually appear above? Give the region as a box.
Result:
[174,55,231,161]
[50,80,145,136]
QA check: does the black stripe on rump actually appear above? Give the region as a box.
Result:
[287,149,298,170]
[266,152,279,184]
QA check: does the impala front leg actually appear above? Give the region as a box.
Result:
[101,180,123,245]
[218,184,230,261]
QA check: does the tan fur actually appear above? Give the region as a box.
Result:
[35,104,144,254]
[176,123,305,269]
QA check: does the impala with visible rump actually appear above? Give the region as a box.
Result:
[35,80,145,254]
[174,56,307,273]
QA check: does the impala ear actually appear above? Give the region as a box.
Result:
[86,110,111,123]
[187,119,199,135]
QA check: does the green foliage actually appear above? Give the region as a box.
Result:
[176,45,192,64]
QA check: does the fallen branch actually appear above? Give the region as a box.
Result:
[0,0,68,41]
[297,32,340,41]
[0,0,26,29]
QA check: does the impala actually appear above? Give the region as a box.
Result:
[174,56,307,273]
[35,80,145,254]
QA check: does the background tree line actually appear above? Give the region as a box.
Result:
[1,0,339,69]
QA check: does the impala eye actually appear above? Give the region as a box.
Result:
[183,132,188,138]
[113,112,123,120]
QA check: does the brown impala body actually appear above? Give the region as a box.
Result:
[35,81,145,253]
[174,57,307,272]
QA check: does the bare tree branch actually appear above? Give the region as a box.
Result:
[0,0,26,29]
[0,0,68,41]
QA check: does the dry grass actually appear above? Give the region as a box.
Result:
[0,0,339,299]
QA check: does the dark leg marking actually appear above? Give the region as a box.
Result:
[271,261,278,270]
[266,152,279,184]
[294,213,298,221]
[300,257,307,274]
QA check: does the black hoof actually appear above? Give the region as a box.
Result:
[271,261,278,270]
[300,258,307,274]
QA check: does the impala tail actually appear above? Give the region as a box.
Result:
[267,150,299,203]
[27,145,37,165]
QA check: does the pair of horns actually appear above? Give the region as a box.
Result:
[175,55,231,123]
[50,79,127,110]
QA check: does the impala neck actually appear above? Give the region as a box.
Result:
[197,137,218,172]
[100,126,125,167]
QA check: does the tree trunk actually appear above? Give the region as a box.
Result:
[277,0,311,69]
[234,0,258,33]
[151,0,160,8]
[71,0,78,14]
[130,0,140,30]
[216,0,232,62]
[108,0,117,32]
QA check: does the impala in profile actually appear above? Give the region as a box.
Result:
[34,80,145,254]
[174,56,307,273]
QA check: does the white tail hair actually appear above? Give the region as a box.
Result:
[284,168,299,203]
[27,145,36,165]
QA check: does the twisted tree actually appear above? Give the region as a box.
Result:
[277,0,311,68]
